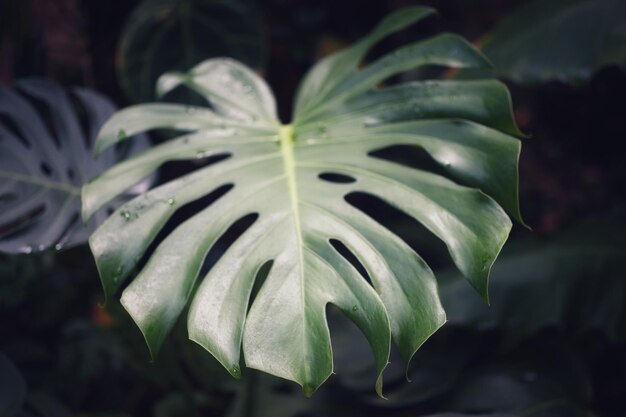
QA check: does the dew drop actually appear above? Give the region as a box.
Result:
[117,129,127,140]
[22,245,33,254]
[231,365,241,377]
[120,210,131,220]
[352,305,359,312]
[167,197,176,206]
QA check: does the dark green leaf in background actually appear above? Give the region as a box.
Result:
[480,0,626,84]
[441,209,626,343]
[118,0,264,103]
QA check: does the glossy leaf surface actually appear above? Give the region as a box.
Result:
[83,7,522,396]
[0,79,151,254]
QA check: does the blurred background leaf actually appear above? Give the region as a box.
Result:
[480,0,626,84]
[440,208,626,343]
[117,0,265,103]
[0,79,152,254]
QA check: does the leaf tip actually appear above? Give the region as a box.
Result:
[302,383,316,398]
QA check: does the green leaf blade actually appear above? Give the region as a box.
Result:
[83,7,522,396]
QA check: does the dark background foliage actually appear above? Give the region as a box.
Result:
[1,0,625,416]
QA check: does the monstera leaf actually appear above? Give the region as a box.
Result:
[480,0,626,84]
[83,7,522,396]
[118,0,264,102]
[0,79,151,254]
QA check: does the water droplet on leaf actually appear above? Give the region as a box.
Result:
[167,197,176,206]
[117,129,127,140]
[352,305,359,312]
[120,210,131,220]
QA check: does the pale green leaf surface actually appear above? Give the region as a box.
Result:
[95,103,270,155]
[157,58,278,124]
[297,34,492,124]
[84,9,521,396]
[294,6,436,116]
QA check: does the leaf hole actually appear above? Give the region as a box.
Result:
[248,260,273,313]
[0,113,31,148]
[369,144,448,177]
[329,238,372,286]
[128,184,234,281]
[17,88,62,149]
[345,192,449,270]
[158,153,230,183]
[40,162,53,176]
[198,212,259,279]
[318,172,356,184]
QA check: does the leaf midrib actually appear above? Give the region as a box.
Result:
[279,124,314,388]
[0,170,80,195]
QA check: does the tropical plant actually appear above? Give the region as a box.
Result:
[118,0,264,103]
[479,0,626,84]
[441,208,626,342]
[82,6,523,396]
[0,79,151,254]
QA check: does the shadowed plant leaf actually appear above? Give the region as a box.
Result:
[0,79,151,254]
[480,0,626,84]
[441,209,626,342]
[83,7,522,396]
[118,0,264,103]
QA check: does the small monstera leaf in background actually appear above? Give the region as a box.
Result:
[0,79,151,254]
[118,0,264,103]
[83,7,523,396]
[480,0,626,84]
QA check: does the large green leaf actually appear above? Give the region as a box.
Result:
[118,0,264,103]
[83,7,522,396]
[480,0,626,84]
[0,79,151,254]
